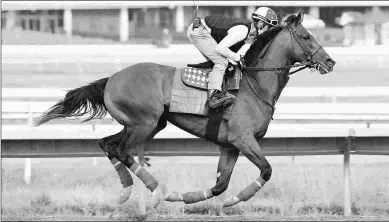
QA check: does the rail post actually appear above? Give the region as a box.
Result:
[24,158,31,184]
[93,157,98,167]
[343,129,355,216]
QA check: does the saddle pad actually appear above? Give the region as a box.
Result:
[182,66,241,91]
[169,67,232,120]
[181,66,211,90]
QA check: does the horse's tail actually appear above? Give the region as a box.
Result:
[33,77,109,126]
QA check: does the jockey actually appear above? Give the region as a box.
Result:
[187,7,279,109]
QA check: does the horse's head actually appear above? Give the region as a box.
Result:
[284,12,336,74]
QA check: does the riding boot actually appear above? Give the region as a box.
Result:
[208,89,236,109]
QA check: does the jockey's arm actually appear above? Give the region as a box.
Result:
[215,25,249,62]
[237,42,252,57]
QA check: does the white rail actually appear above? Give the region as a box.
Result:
[3,88,389,126]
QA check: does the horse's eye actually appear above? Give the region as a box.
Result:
[303,36,310,40]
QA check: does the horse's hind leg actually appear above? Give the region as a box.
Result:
[166,146,240,204]
[98,126,134,204]
[114,123,168,209]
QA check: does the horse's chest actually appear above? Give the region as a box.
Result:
[230,104,271,133]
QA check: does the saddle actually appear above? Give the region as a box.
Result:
[169,61,242,143]
[182,60,241,91]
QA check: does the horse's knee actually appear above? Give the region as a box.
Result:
[211,181,229,196]
[261,164,272,181]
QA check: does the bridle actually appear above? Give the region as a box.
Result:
[240,22,324,118]
[242,23,323,75]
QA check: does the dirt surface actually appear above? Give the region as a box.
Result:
[3,215,389,221]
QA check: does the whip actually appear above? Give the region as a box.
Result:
[192,0,201,29]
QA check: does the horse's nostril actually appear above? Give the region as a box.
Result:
[326,58,335,67]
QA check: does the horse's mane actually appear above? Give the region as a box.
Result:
[244,14,298,65]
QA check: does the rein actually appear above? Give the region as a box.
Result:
[240,23,323,118]
[243,63,309,75]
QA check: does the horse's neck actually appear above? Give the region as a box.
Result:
[249,39,292,104]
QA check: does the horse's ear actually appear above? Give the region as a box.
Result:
[296,11,304,24]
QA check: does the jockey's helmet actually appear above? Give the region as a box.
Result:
[251,7,278,27]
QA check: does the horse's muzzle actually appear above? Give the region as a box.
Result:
[318,57,335,74]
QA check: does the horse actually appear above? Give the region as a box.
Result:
[34,12,335,209]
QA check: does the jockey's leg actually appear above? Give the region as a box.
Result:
[186,22,236,109]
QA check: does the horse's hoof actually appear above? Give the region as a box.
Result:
[118,186,132,204]
[150,184,168,209]
[165,190,183,202]
[222,196,240,208]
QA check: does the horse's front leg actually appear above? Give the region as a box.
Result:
[166,146,240,204]
[223,132,272,207]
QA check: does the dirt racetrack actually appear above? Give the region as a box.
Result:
[4,215,389,221]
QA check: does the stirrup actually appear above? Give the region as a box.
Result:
[208,90,235,109]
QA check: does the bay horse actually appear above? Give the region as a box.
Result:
[34,12,335,209]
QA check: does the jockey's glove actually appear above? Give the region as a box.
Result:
[239,56,247,69]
